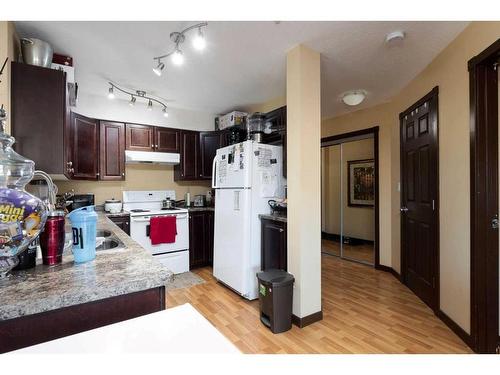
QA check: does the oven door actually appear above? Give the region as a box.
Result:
[130,214,189,255]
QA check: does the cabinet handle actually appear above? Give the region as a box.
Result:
[122,173,125,177]
[66,161,73,167]
[279,228,284,233]
[126,222,129,225]
[151,144,154,148]
[156,144,158,148]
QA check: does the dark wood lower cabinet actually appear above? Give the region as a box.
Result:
[261,218,287,271]
[0,286,165,353]
[189,210,214,268]
[108,215,130,235]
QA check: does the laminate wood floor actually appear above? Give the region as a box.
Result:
[167,255,472,354]
[322,239,374,264]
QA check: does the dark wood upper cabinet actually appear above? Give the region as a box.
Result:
[263,106,287,178]
[99,121,125,181]
[11,62,69,176]
[199,131,221,179]
[155,127,180,153]
[261,218,287,271]
[69,113,99,180]
[125,124,154,151]
[175,130,199,180]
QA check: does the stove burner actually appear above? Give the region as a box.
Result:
[130,209,151,213]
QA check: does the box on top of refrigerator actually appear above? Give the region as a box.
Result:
[218,111,247,130]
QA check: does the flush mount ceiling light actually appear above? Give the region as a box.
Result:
[153,22,208,75]
[107,82,170,115]
[341,90,367,106]
[385,30,406,45]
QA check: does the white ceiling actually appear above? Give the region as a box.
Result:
[15,21,468,118]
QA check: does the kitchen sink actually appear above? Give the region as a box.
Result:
[96,237,125,251]
[96,229,113,238]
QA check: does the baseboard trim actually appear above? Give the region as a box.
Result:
[292,310,323,328]
[376,264,401,281]
[436,310,474,350]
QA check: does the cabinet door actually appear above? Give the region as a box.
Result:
[261,219,287,271]
[109,216,130,235]
[219,130,231,148]
[176,131,199,180]
[125,124,155,151]
[99,121,125,180]
[69,112,99,180]
[189,211,208,268]
[11,62,67,176]
[199,132,221,179]
[206,211,214,266]
[155,127,180,153]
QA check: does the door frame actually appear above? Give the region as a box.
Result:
[468,38,500,354]
[399,86,440,312]
[320,126,380,268]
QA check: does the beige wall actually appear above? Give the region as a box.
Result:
[321,21,500,333]
[321,138,375,241]
[243,96,286,114]
[55,164,211,205]
[287,45,322,318]
[0,21,20,134]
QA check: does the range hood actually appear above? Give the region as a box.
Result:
[125,150,180,165]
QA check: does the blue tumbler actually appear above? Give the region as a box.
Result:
[67,206,98,263]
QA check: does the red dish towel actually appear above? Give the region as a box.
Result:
[150,216,177,245]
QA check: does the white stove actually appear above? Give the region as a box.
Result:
[123,190,189,274]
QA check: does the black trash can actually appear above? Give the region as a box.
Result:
[256,269,295,334]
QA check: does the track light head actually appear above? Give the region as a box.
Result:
[129,96,136,106]
[171,49,184,66]
[147,99,153,111]
[192,27,206,51]
[107,86,115,99]
[153,61,165,76]
[163,107,169,118]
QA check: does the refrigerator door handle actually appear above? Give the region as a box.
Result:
[212,157,218,188]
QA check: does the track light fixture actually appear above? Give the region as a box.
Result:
[107,82,170,115]
[153,22,208,75]
[152,61,165,76]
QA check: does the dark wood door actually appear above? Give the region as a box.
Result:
[206,211,214,266]
[109,215,130,235]
[99,121,125,180]
[219,130,231,148]
[11,62,68,176]
[189,211,208,268]
[400,88,439,310]
[155,127,179,153]
[176,131,199,180]
[261,219,287,271]
[69,112,99,180]
[199,131,221,179]
[125,124,154,151]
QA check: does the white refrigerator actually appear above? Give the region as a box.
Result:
[212,140,285,300]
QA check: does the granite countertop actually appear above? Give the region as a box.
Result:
[0,213,173,321]
[259,213,287,223]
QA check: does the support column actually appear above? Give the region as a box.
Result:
[286,44,322,325]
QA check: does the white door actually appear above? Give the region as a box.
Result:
[213,188,251,296]
[213,141,252,189]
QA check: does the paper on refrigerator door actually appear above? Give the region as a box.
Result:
[218,159,227,184]
[260,171,278,197]
[257,147,272,171]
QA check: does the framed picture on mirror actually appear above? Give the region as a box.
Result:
[348,159,375,207]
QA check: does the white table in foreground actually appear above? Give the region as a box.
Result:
[12,303,240,354]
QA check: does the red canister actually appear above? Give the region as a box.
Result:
[39,211,66,266]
